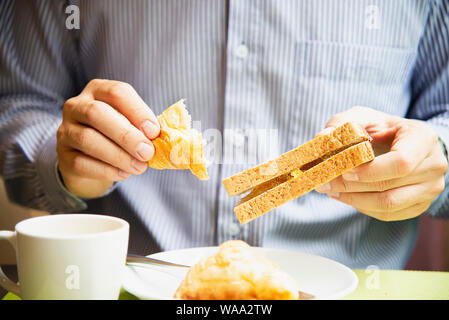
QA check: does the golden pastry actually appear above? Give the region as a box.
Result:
[173,240,300,300]
[148,99,208,180]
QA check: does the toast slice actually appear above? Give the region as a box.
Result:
[222,122,370,197]
[234,141,374,224]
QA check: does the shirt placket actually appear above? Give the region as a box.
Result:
[216,0,261,246]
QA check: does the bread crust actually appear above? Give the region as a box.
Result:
[222,122,370,196]
[234,141,375,224]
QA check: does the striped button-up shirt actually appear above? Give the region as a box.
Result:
[1,0,448,269]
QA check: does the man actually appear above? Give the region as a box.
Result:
[0,0,448,269]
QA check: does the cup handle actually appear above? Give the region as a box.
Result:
[0,231,20,296]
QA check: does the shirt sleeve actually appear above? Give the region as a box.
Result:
[0,0,87,213]
[407,0,449,218]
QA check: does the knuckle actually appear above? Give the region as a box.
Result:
[64,97,77,109]
[358,166,376,181]
[87,78,103,88]
[56,143,65,158]
[85,100,102,123]
[107,82,133,101]
[56,142,62,155]
[340,179,351,192]
[56,125,65,142]
[437,158,448,174]
[118,128,135,147]
[342,192,354,205]
[375,180,391,192]
[75,127,94,146]
[71,155,86,173]
[431,159,448,175]
[63,98,77,118]
[100,164,114,180]
[101,163,120,181]
[378,191,398,212]
[116,149,131,169]
[434,178,446,195]
[395,152,412,176]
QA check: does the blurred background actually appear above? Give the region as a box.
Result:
[1,177,448,297]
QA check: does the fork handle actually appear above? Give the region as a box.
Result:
[126,254,191,268]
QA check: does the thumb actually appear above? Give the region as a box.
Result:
[364,121,400,145]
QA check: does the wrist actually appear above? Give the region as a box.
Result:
[35,136,87,212]
[58,167,114,199]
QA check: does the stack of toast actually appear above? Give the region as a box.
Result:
[222,122,375,224]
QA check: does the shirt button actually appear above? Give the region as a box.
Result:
[233,43,249,59]
[228,223,240,237]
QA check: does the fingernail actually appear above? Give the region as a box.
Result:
[136,142,154,161]
[328,192,340,198]
[342,172,359,181]
[316,183,331,192]
[132,159,148,172]
[141,120,160,140]
[118,170,131,179]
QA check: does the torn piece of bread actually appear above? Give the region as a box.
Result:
[173,240,300,300]
[222,122,370,197]
[235,141,375,224]
[147,99,208,180]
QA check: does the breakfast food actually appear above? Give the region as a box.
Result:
[148,99,208,180]
[174,240,301,300]
[222,122,375,224]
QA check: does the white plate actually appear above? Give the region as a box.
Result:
[122,246,358,300]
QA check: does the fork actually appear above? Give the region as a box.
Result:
[126,253,191,268]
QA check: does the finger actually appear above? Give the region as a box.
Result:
[364,123,398,145]
[341,150,418,182]
[87,79,160,140]
[58,148,131,181]
[326,182,437,213]
[358,202,431,222]
[62,122,148,175]
[316,152,445,193]
[70,99,155,162]
[342,121,436,182]
[316,174,422,193]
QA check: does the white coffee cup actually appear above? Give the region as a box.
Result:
[0,214,129,300]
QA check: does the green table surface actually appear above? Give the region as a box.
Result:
[3,269,449,300]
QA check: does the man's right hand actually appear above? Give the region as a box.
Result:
[57,79,160,198]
